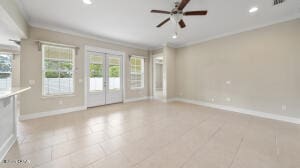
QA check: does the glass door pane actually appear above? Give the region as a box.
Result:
[108,56,121,91]
[89,54,104,92]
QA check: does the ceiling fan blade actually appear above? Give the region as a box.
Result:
[184,10,208,16]
[151,10,171,14]
[157,18,170,28]
[178,19,186,28]
[178,0,190,10]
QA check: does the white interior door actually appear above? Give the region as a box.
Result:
[87,51,123,107]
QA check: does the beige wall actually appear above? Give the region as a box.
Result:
[164,46,176,99]
[20,27,149,115]
[176,19,300,118]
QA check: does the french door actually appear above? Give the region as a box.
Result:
[87,51,123,107]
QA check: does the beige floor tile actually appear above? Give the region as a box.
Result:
[87,151,132,168]
[120,140,154,165]
[69,145,105,168]
[99,136,128,154]
[3,100,299,168]
[36,156,72,168]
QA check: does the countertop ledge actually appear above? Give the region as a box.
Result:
[0,87,31,99]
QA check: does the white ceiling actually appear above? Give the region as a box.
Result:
[18,0,300,49]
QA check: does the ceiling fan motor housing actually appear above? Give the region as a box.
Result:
[170,13,183,23]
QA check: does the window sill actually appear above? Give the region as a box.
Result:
[41,94,76,99]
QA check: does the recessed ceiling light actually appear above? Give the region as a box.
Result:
[249,7,258,13]
[172,33,178,39]
[83,0,92,5]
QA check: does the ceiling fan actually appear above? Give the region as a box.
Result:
[151,0,207,29]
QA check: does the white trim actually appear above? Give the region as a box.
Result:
[124,96,149,103]
[0,134,16,161]
[85,46,124,56]
[19,106,87,120]
[174,98,300,125]
[174,15,300,48]
[166,98,177,103]
[149,96,173,103]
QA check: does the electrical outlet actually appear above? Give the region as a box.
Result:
[211,98,215,102]
[226,80,231,85]
[226,97,231,102]
[28,80,35,85]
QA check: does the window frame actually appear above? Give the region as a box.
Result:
[130,56,145,90]
[42,44,76,97]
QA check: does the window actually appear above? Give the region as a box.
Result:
[130,56,144,89]
[0,53,12,90]
[42,45,75,96]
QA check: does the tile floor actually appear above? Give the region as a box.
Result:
[1,100,300,168]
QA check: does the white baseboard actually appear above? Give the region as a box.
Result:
[124,97,149,103]
[19,106,87,120]
[148,96,178,103]
[166,98,178,103]
[174,98,300,125]
[0,134,16,161]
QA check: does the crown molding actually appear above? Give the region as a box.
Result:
[28,21,154,51]
[174,14,300,48]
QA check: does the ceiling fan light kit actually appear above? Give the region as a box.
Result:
[151,0,207,38]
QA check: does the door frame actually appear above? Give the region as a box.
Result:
[84,46,126,107]
[152,53,166,100]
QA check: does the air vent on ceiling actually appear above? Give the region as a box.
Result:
[273,0,285,6]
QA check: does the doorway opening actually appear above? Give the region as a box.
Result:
[153,55,165,100]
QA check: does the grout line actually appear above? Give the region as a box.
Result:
[97,143,108,156]
[50,147,54,161]
[228,137,244,168]
[275,135,280,155]
[119,150,135,167]
[179,126,223,168]
[228,114,254,168]
[130,114,216,167]
[179,113,234,168]
[180,112,247,168]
